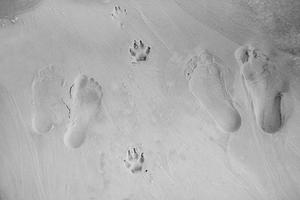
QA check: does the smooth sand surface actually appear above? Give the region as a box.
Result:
[0,0,300,199]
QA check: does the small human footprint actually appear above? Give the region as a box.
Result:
[185,49,241,133]
[124,148,145,173]
[129,40,151,63]
[111,5,127,28]
[63,75,103,148]
[31,65,68,134]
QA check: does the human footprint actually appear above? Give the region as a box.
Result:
[31,66,67,134]
[64,75,103,148]
[185,49,241,133]
[235,44,287,133]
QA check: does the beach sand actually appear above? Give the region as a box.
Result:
[0,0,300,199]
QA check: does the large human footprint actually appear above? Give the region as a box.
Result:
[64,75,103,148]
[185,50,241,133]
[235,44,287,133]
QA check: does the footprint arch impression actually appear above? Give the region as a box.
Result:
[185,49,241,133]
[64,75,103,148]
[235,44,287,133]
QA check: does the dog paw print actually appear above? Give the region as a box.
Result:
[129,40,151,63]
[111,5,127,28]
[124,148,145,174]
